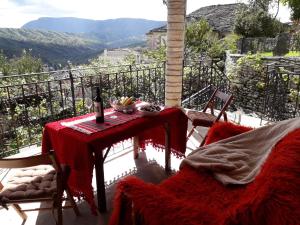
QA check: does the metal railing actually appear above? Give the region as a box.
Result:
[182,59,231,110]
[3,58,300,158]
[262,63,300,121]
[0,63,166,157]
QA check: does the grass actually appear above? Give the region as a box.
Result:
[259,51,300,57]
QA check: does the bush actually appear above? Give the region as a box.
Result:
[292,31,300,52]
[234,6,284,38]
[185,19,226,59]
[222,33,241,53]
[185,19,212,54]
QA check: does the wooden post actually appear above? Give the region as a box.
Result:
[94,151,106,212]
[133,136,139,159]
[164,123,171,172]
[165,0,186,107]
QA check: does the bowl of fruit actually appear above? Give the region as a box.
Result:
[138,104,162,116]
[110,96,136,113]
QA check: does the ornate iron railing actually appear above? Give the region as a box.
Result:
[181,59,231,110]
[3,58,299,158]
[262,63,300,121]
[0,63,167,157]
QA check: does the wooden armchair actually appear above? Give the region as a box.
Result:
[186,88,233,146]
[0,152,80,225]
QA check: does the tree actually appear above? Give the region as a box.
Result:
[0,50,12,76]
[144,46,166,62]
[249,0,300,21]
[280,0,300,21]
[234,5,284,37]
[185,19,212,54]
[185,19,226,58]
[248,0,273,11]
[13,49,43,74]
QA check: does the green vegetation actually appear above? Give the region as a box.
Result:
[144,46,166,62]
[185,19,226,58]
[222,33,241,54]
[236,53,264,73]
[292,31,300,52]
[280,0,300,21]
[0,28,105,66]
[0,49,43,76]
[234,5,284,38]
[256,51,300,57]
[185,19,215,55]
[248,0,300,21]
[185,19,241,59]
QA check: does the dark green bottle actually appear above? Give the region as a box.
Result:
[94,87,104,123]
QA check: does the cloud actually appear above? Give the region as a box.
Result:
[0,0,291,28]
[10,0,33,6]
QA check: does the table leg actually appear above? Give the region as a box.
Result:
[164,123,171,172]
[94,151,106,212]
[133,136,139,159]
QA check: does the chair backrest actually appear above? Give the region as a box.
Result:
[0,152,61,172]
[203,88,233,122]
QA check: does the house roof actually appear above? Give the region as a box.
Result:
[147,3,243,35]
[147,25,167,34]
[187,3,243,34]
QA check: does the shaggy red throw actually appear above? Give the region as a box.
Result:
[205,122,252,145]
[109,122,300,225]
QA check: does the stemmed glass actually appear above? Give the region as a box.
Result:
[84,87,93,113]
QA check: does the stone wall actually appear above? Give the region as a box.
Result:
[225,52,300,114]
[237,37,277,54]
[237,33,299,55]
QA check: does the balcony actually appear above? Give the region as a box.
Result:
[0,59,299,225]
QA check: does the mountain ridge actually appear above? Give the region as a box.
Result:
[1,17,165,65]
[22,17,165,37]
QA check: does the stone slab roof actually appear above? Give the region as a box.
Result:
[187,3,243,34]
[147,3,243,35]
[147,25,167,34]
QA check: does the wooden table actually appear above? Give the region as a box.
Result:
[94,122,171,212]
[42,107,187,213]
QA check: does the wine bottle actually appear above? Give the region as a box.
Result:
[94,87,104,123]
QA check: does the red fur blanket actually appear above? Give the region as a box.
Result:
[109,122,300,225]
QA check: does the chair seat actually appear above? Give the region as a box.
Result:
[187,111,217,127]
[0,165,57,202]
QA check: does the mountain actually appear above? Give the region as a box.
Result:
[22,17,165,47]
[0,18,165,66]
[0,28,104,65]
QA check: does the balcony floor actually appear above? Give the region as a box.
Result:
[0,111,267,225]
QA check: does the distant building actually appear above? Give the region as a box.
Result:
[146,3,243,50]
[146,25,167,50]
[98,48,143,64]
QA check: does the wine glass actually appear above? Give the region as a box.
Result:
[84,87,93,113]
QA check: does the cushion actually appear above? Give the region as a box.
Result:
[205,122,253,145]
[187,111,217,127]
[0,165,57,203]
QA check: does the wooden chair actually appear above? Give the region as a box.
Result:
[186,88,233,146]
[0,152,80,225]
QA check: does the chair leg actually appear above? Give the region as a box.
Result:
[187,126,196,141]
[66,188,80,216]
[200,135,207,147]
[12,204,27,221]
[56,198,63,225]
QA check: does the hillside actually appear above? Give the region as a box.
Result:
[0,28,104,65]
[22,17,165,40]
[0,18,165,65]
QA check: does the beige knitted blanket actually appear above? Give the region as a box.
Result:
[180,117,300,185]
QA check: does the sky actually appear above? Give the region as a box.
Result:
[0,0,291,28]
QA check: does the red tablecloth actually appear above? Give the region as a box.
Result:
[42,107,188,210]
